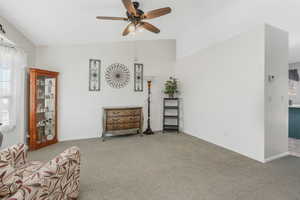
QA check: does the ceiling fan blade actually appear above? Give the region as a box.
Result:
[140,22,160,34]
[123,23,134,36]
[96,16,128,21]
[122,0,137,16]
[142,7,171,19]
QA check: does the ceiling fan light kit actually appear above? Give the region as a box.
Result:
[128,24,136,32]
[96,0,172,36]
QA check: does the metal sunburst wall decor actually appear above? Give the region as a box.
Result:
[105,63,130,89]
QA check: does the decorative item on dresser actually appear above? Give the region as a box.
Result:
[28,68,59,150]
[102,106,143,141]
[163,98,180,133]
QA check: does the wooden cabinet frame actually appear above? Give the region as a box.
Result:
[28,68,59,150]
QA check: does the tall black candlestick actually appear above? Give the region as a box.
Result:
[143,80,154,135]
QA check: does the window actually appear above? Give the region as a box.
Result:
[0,44,26,142]
[0,67,11,126]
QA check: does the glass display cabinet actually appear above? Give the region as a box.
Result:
[28,68,59,150]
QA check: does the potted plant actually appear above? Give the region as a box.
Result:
[164,77,178,98]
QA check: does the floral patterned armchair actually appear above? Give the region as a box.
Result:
[0,144,80,200]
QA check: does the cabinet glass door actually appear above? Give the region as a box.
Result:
[35,75,56,144]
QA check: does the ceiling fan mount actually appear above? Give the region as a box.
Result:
[126,2,144,19]
[132,2,139,9]
[126,2,144,24]
[96,0,172,36]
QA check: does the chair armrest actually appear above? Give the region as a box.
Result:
[0,144,27,168]
[7,146,80,200]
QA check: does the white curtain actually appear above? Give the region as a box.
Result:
[0,45,27,144]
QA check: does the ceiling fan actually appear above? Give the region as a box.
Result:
[96,0,172,36]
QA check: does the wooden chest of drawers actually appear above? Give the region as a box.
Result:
[102,107,143,141]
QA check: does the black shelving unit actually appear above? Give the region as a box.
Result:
[163,98,179,133]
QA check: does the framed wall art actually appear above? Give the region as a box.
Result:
[134,63,143,92]
[89,59,101,91]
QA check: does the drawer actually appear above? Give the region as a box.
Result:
[106,122,140,131]
[107,116,140,124]
[107,109,141,117]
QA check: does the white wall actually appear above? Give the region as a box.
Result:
[36,40,176,141]
[176,25,288,162]
[176,25,266,162]
[264,25,289,160]
[0,16,36,148]
[175,0,300,63]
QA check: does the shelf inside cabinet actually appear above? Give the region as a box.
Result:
[164,115,179,119]
[164,106,179,109]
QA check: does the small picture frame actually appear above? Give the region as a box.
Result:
[134,63,143,92]
[89,59,101,91]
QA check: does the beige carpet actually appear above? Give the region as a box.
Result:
[29,133,300,200]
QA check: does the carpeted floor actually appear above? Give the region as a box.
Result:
[29,133,300,200]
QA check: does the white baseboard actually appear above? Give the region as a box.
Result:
[59,136,99,142]
[58,130,164,142]
[264,152,290,163]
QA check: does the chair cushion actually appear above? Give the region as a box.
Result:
[0,165,22,198]
[0,144,27,169]
[0,161,43,198]
[15,161,44,181]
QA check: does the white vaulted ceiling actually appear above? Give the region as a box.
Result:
[0,0,236,46]
[0,0,178,45]
[1,0,300,61]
